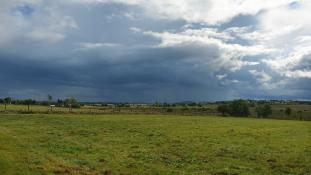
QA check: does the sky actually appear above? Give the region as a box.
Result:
[0,0,311,102]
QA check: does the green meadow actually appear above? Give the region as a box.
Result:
[0,114,310,175]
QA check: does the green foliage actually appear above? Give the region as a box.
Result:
[1,102,310,121]
[285,107,292,116]
[23,99,35,111]
[48,95,53,103]
[56,99,64,107]
[256,104,272,118]
[166,108,173,113]
[228,99,250,117]
[4,97,11,104]
[64,97,80,108]
[217,100,250,117]
[217,104,229,115]
[24,99,36,105]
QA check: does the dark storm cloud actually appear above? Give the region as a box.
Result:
[0,45,236,102]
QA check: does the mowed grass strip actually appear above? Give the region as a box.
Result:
[0,114,310,175]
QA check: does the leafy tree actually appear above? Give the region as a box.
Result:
[217,104,229,116]
[263,104,272,117]
[65,97,80,111]
[188,103,197,107]
[255,106,263,117]
[57,99,64,107]
[4,97,12,110]
[285,107,292,116]
[48,94,53,111]
[256,104,272,118]
[297,111,303,120]
[0,98,3,110]
[228,99,250,117]
[24,99,35,111]
[48,94,53,103]
[166,108,173,113]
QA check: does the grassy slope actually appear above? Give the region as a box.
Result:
[0,114,310,175]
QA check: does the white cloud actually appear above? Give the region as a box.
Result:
[0,1,33,45]
[252,1,311,79]
[216,74,227,80]
[263,46,311,79]
[77,42,121,50]
[0,0,77,45]
[29,30,65,43]
[137,27,270,71]
[284,70,311,78]
[249,70,272,88]
[67,0,297,25]
[216,74,240,85]
[129,27,142,33]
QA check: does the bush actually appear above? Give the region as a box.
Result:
[166,108,173,113]
[64,97,80,108]
[228,100,250,117]
[217,104,229,116]
[285,107,292,116]
[256,104,272,118]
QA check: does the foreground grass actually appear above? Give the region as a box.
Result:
[0,114,310,175]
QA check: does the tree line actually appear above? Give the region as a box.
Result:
[0,96,80,111]
[0,97,300,119]
[217,99,293,118]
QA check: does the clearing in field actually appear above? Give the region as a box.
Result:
[0,114,310,175]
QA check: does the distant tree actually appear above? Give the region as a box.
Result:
[255,106,263,118]
[24,99,34,111]
[285,107,292,116]
[297,111,303,120]
[4,97,12,110]
[217,104,229,116]
[249,102,256,107]
[65,97,79,111]
[48,94,53,111]
[263,104,272,117]
[57,99,64,107]
[0,99,3,110]
[48,94,53,103]
[256,104,272,118]
[228,99,250,117]
[163,103,169,107]
[166,108,173,113]
[188,103,197,107]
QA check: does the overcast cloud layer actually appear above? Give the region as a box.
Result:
[0,0,311,102]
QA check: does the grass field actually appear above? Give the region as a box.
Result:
[0,114,310,175]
